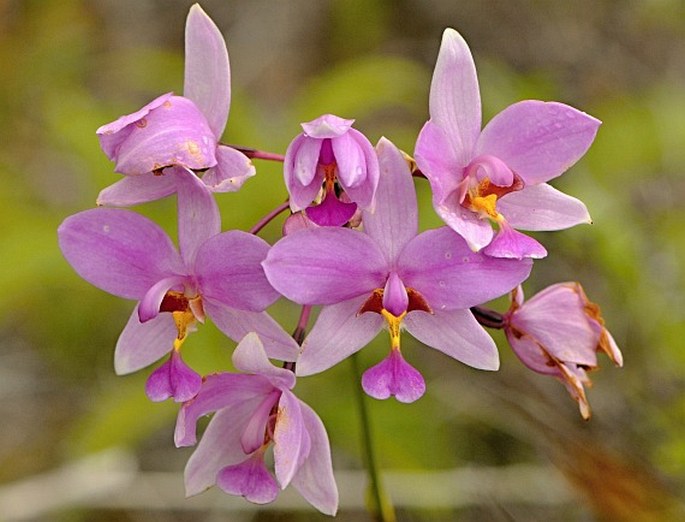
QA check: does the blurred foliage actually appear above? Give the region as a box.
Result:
[1,0,684,520]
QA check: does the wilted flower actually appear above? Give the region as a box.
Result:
[284,114,379,226]
[504,283,623,419]
[415,28,600,259]
[175,333,338,515]
[97,4,255,206]
[264,138,532,402]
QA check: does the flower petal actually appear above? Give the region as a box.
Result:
[511,283,599,366]
[274,390,307,488]
[232,332,296,390]
[297,296,384,376]
[138,275,187,322]
[301,114,354,139]
[114,305,177,375]
[217,452,280,504]
[175,372,273,447]
[428,28,481,166]
[305,192,357,227]
[202,145,256,193]
[195,231,278,311]
[263,228,388,305]
[336,129,380,210]
[183,402,262,496]
[145,350,202,403]
[96,171,178,207]
[404,309,499,370]
[291,401,338,516]
[362,349,426,403]
[203,300,299,362]
[331,131,366,188]
[482,221,548,260]
[58,208,185,299]
[476,100,601,185]
[398,227,532,309]
[112,96,218,176]
[497,183,592,231]
[284,135,324,211]
[175,167,221,266]
[184,4,231,138]
[97,93,173,161]
[414,120,464,204]
[362,137,418,263]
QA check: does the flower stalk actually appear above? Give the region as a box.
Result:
[351,352,396,522]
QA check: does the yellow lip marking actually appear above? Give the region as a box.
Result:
[380,309,406,351]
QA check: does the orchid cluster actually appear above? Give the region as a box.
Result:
[57,4,622,517]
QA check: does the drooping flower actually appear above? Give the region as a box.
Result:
[263,138,533,402]
[175,333,338,515]
[414,28,600,259]
[504,283,623,419]
[97,4,255,207]
[284,114,379,227]
[58,172,297,401]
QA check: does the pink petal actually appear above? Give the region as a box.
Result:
[111,96,218,176]
[97,93,173,160]
[301,114,354,138]
[291,401,339,516]
[428,28,481,167]
[363,137,418,263]
[336,129,379,210]
[434,199,494,253]
[331,132,366,188]
[284,135,324,211]
[482,221,547,260]
[305,192,357,227]
[58,208,185,300]
[511,283,599,366]
[262,228,388,305]
[497,183,592,231]
[195,231,278,311]
[202,145,256,193]
[96,171,178,207]
[203,300,299,362]
[297,296,384,377]
[138,275,188,322]
[183,403,263,496]
[183,4,231,138]
[398,227,533,310]
[232,332,296,390]
[382,272,408,317]
[217,452,280,504]
[476,100,601,185]
[414,120,465,204]
[175,372,273,447]
[114,305,177,375]
[362,349,426,403]
[404,309,500,370]
[505,331,559,375]
[174,167,221,266]
[145,350,202,403]
[240,390,281,454]
[273,390,308,488]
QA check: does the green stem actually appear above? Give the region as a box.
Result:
[350,353,396,522]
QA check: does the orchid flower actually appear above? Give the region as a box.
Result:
[504,283,623,419]
[415,28,600,259]
[175,333,338,515]
[96,4,254,207]
[263,138,533,402]
[284,114,379,227]
[58,172,297,401]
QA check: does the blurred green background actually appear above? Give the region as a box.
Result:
[1,0,684,520]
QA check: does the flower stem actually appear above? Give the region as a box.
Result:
[228,144,286,162]
[249,200,290,235]
[471,305,505,329]
[350,353,396,522]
